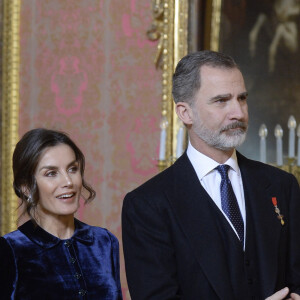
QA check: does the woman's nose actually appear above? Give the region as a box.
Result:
[62,173,73,187]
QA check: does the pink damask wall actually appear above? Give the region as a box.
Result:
[20,0,161,297]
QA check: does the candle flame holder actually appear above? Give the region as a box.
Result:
[260,115,300,184]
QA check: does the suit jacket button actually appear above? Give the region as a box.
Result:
[245,259,250,266]
[248,278,253,284]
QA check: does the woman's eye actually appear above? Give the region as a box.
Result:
[69,166,78,173]
[45,171,56,177]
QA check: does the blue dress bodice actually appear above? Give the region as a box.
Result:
[0,219,122,299]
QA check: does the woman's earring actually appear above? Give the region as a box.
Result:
[27,195,32,204]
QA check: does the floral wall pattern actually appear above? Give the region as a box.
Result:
[20,0,161,297]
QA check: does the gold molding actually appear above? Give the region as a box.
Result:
[210,0,222,51]
[161,0,174,165]
[172,0,188,160]
[147,0,164,68]
[149,0,188,169]
[1,0,20,235]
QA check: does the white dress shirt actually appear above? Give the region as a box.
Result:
[186,141,246,247]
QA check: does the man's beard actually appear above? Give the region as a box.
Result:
[192,111,248,151]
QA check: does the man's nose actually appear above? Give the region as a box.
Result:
[229,99,247,120]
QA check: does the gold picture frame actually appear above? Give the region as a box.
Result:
[1,0,20,235]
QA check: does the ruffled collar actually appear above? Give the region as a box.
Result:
[18,218,94,249]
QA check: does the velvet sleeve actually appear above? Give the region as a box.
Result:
[107,230,122,299]
[0,237,17,299]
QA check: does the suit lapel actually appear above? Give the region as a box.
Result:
[165,153,235,299]
[238,153,282,296]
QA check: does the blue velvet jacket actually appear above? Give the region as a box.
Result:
[0,219,122,299]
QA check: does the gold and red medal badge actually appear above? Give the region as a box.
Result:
[272,197,285,226]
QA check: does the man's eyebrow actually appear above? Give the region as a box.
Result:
[209,91,248,102]
[209,93,232,102]
[238,92,248,98]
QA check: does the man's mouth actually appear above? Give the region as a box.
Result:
[222,121,248,132]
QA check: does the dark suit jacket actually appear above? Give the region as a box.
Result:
[122,152,300,299]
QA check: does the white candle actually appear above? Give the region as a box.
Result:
[275,124,283,166]
[288,115,297,158]
[159,128,166,160]
[297,124,300,166]
[176,125,184,158]
[259,124,268,163]
[276,138,283,166]
[159,117,168,161]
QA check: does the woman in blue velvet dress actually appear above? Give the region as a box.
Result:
[0,128,122,299]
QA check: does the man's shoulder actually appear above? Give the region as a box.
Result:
[129,160,179,194]
[238,152,298,183]
[125,153,191,200]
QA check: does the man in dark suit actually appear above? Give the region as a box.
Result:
[122,50,300,299]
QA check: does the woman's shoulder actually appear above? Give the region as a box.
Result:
[75,219,119,244]
[0,221,35,258]
[1,220,32,243]
[2,229,21,241]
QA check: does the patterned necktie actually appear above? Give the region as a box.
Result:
[216,164,244,245]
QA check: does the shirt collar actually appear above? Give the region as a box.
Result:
[186,141,240,180]
[19,218,94,249]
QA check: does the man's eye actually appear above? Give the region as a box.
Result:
[239,95,248,101]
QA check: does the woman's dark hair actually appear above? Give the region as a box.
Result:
[13,128,96,220]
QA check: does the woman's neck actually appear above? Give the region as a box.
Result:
[35,214,75,239]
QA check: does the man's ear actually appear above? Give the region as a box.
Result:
[175,102,193,125]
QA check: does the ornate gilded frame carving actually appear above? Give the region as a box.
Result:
[148,0,189,170]
[148,0,221,169]
[210,0,222,51]
[1,0,20,235]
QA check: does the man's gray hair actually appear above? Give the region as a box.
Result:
[172,50,239,105]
